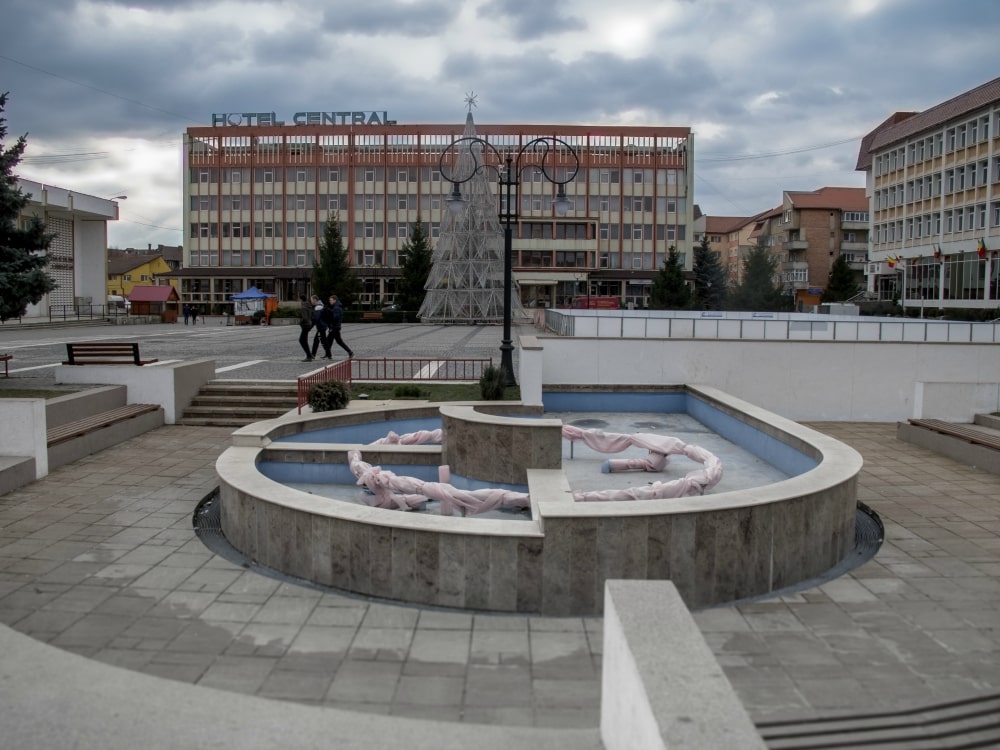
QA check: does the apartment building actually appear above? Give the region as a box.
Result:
[857,75,1000,311]
[694,214,753,285]
[179,112,693,311]
[767,188,869,308]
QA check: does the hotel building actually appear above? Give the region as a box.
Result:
[857,75,1000,311]
[179,114,693,311]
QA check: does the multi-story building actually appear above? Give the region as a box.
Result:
[178,113,693,312]
[694,214,752,284]
[758,188,869,308]
[857,75,1000,311]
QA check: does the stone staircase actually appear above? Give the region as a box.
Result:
[178,380,299,427]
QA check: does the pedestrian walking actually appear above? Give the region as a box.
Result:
[298,295,314,361]
[183,304,190,325]
[190,306,198,324]
[309,294,330,359]
[324,294,353,359]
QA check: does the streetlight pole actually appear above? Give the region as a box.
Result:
[440,137,579,386]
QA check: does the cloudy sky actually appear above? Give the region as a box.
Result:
[2,0,997,249]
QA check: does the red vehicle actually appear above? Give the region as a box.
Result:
[570,296,621,310]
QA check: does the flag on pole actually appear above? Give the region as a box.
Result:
[933,244,941,260]
[886,255,897,268]
[977,238,987,258]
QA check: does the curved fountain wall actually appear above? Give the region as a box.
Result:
[216,386,862,615]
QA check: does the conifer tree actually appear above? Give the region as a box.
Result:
[821,253,859,302]
[0,92,56,322]
[728,243,788,311]
[691,237,727,310]
[396,217,433,312]
[312,214,360,307]
[649,245,691,309]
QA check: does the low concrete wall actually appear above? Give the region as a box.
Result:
[0,399,47,478]
[896,421,1000,476]
[55,358,215,423]
[602,580,766,750]
[45,385,126,429]
[913,381,1000,422]
[529,336,1000,422]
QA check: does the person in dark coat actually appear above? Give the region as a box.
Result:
[323,294,353,358]
[298,295,314,361]
[310,294,330,359]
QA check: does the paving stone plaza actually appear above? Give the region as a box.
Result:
[1,320,998,729]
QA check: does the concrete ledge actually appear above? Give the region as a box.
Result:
[47,407,164,471]
[0,623,600,750]
[602,580,766,750]
[55,358,215,423]
[46,385,126,428]
[896,421,1000,476]
[0,455,35,496]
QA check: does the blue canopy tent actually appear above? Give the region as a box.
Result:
[229,286,277,324]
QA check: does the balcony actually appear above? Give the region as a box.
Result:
[783,239,808,251]
[841,219,868,231]
[840,241,868,253]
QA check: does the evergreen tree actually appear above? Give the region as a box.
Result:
[0,93,56,322]
[691,237,727,310]
[821,253,858,302]
[649,245,691,309]
[396,217,433,312]
[728,243,788,311]
[312,214,360,307]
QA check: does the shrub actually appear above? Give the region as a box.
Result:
[307,380,352,412]
[478,365,506,400]
[392,384,424,399]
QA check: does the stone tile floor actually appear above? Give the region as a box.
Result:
[0,422,998,727]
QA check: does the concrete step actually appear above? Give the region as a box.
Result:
[182,405,292,418]
[189,395,298,407]
[180,380,300,426]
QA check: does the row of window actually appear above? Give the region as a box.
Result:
[184,248,684,272]
[191,166,686,186]
[875,158,1000,208]
[873,202,1000,243]
[190,192,688,215]
[188,220,687,243]
[900,255,1000,301]
[874,113,995,175]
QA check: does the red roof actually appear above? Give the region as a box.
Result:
[786,187,868,212]
[128,285,179,302]
[856,75,1000,170]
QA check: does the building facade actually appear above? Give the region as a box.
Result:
[16,179,117,318]
[106,252,176,299]
[857,75,1000,312]
[180,115,694,312]
[768,188,869,308]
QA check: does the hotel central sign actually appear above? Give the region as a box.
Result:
[211,111,396,127]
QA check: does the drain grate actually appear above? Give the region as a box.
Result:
[194,493,884,608]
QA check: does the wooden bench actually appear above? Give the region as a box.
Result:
[361,312,383,321]
[46,404,161,446]
[63,342,158,366]
[908,418,1000,451]
[1,352,10,377]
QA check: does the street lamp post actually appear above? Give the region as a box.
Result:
[439,137,580,385]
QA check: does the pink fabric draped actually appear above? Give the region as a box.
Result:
[344,425,723,513]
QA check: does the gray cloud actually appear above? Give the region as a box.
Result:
[477,0,586,39]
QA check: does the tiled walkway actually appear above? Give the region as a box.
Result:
[0,421,998,727]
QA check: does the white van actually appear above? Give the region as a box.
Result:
[107,295,131,311]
